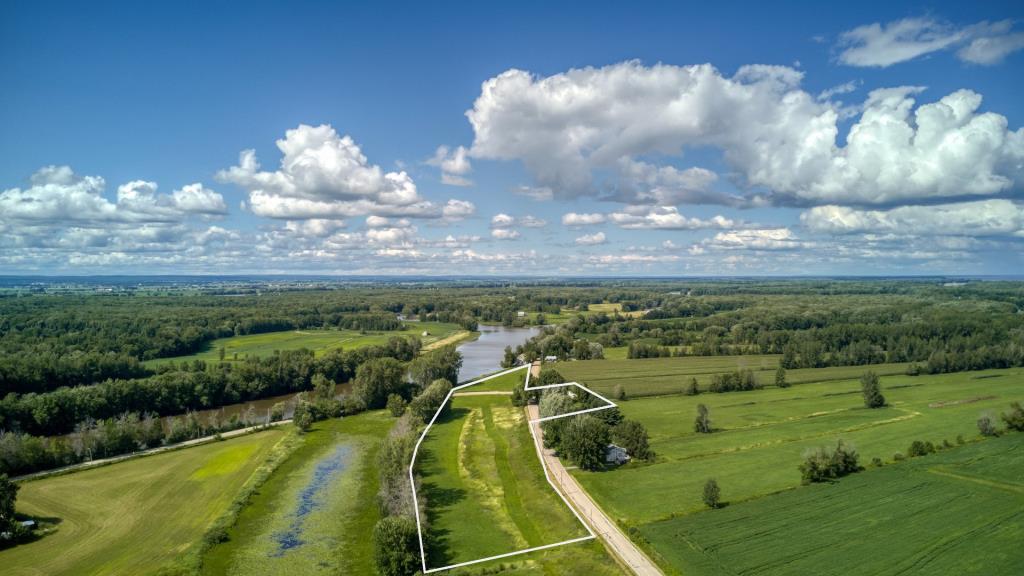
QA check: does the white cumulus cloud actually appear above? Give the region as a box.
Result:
[608,206,734,230]
[801,200,1024,237]
[575,231,607,245]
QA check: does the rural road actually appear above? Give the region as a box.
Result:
[13,419,292,482]
[526,402,664,576]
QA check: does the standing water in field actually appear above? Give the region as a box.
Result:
[271,444,353,556]
[456,325,542,382]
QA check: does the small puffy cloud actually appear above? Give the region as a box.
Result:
[218,124,467,220]
[427,145,473,186]
[491,213,516,228]
[491,228,520,240]
[801,200,1024,237]
[441,199,475,220]
[464,61,1024,206]
[575,231,607,245]
[519,215,547,228]
[838,17,1024,67]
[608,206,734,230]
[562,212,606,226]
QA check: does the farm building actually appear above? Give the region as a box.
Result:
[605,444,630,465]
[421,330,430,337]
[544,355,558,362]
[517,310,526,317]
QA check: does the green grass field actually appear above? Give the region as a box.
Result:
[145,321,466,367]
[571,367,1024,527]
[557,355,912,397]
[640,432,1024,576]
[418,394,620,575]
[201,411,393,576]
[465,367,527,392]
[3,429,286,576]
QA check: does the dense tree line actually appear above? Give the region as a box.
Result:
[0,337,421,438]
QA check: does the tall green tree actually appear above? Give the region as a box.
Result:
[775,366,789,388]
[694,403,712,433]
[408,346,462,390]
[0,473,19,536]
[860,371,886,408]
[353,358,408,409]
[703,478,721,509]
[561,415,610,471]
[613,419,652,460]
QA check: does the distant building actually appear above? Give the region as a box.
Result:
[517,310,526,317]
[421,330,430,337]
[544,355,558,362]
[606,444,630,465]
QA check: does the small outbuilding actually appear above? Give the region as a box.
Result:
[517,311,526,318]
[421,330,430,337]
[544,355,558,363]
[605,444,630,465]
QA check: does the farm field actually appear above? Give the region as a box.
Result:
[571,367,1024,526]
[417,394,620,575]
[145,321,467,367]
[2,429,287,576]
[557,355,912,397]
[641,432,1024,576]
[202,411,393,576]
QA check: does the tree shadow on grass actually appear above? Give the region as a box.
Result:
[416,406,472,568]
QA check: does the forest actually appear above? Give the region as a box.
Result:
[2,278,1023,477]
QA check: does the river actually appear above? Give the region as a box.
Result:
[456,324,542,382]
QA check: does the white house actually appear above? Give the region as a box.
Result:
[517,310,526,318]
[544,355,558,362]
[606,444,630,465]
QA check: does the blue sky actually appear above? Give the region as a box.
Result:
[2,1,1022,275]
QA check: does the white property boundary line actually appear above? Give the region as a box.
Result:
[409,363,618,573]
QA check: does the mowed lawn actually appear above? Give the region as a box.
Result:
[557,355,911,397]
[571,368,1024,526]
[3,429,286,576]
[145,321,466,367]
[202,411,393,576]
[464,366,527,392]
[418,395,619,575]
[641,432,1024,576]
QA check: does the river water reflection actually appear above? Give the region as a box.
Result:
[456,324,542,382]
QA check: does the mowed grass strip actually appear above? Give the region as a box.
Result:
[202,411,393,576]
[419,395,588,568]
[557,355,911,397]
[145,321,465,367]
[571,368,1024,525]
[640,433,1024,576]
[464,368,526,392]
[3,429,286,576]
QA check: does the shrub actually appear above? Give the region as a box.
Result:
[978,415,998,437]
[871,457,883,467]
[799,440,860,484]
[373,516,419,576]
[1001,402,1024,431]
[613,384,626,401]
[386,394,407,417]
[685,377,699,396]
[269,402,286,422]
[907,440,935,457]
[893,452,905,461]
[702,478,721,509]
